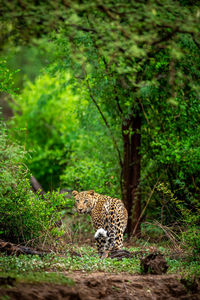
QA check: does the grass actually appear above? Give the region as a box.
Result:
[166,258,200,280]
[0,246,140,276]
[0,270,75,286]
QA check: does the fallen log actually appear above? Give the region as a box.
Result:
[0,239,49,256]
[31,176,45,196]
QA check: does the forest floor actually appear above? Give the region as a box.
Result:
[1,240,200,300]
[1,271,200,300]
[0,218,200,300]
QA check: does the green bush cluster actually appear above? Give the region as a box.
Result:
[61,158,120,197]
[0,120,73,242]
[0,59,19,94]
[157,183,200,259]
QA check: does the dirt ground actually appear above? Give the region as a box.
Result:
[1,272,200,300]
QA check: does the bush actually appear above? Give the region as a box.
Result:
[0,59,19,94]
[0,120,73,243]
[157,182,200,259]
[61,157,120,198]
[182,227,200,259]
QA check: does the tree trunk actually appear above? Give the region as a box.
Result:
[122,112,141,237]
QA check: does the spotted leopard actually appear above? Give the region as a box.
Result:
[72,190,128,257]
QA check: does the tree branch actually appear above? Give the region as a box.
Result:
[84,70,123,167]
[97,4,118,20]
[85,14,124,117]
[71,24,97,33]
[189,33,200,50]
[157,24,200,50]
[132,173,164,235]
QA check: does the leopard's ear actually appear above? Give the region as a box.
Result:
[88,190,94,195]
[72,190,78,197]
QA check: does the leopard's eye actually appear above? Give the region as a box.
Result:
[84,199,88,204]
[76,199,79,203]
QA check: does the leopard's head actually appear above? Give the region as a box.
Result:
[72,190,95,213]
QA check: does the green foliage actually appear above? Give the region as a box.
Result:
[18,272,74,285]
[2,0,200,255]
[10,70,121,195]
[0,60,18,94]
[49,1,200,210]
[141,223,164,241]
[0,121,72,242]
[140,38,200,177]
[0,245,199,280]
[0,247,141,275]
[0,0,70,49]
[136,33,200,233]
[181,227,200,259]
[157,183,200,258]
[1,38,57,90]
[167,258,200,281]
[0,254,74,284]
[62,158,120,197]
[10,72,80,190]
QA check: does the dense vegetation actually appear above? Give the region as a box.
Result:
[0,0,199,283]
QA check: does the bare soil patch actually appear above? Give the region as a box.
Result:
[1,272,199,300]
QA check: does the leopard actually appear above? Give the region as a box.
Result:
[72,190,128,257]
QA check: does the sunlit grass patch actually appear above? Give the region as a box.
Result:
[0,270,74,286]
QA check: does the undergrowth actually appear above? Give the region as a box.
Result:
[0,247,140,276]
[0,120,74,243]
[0,245,199,282]
[167,258,200,281]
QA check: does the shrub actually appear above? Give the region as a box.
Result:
[0,59,19,94]
[182,227,200,259]
[0,120,73,243]
[157,182,200,259]
[61,157,120,198]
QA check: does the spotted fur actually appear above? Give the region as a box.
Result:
[72,190,128,256]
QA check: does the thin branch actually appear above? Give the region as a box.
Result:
[138,98,150,125]
[84,70,123,167]
[151,31,177,47]
[153,221,181,250]
[87,80,123,167]
[97,4,118,20]
[190,33,200,50]
[86,14,124,118]
[132,173,163,235]
[157,24,200,50]
[115,93,123,116]
[192,176,200,192]
[71,24,97,33]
